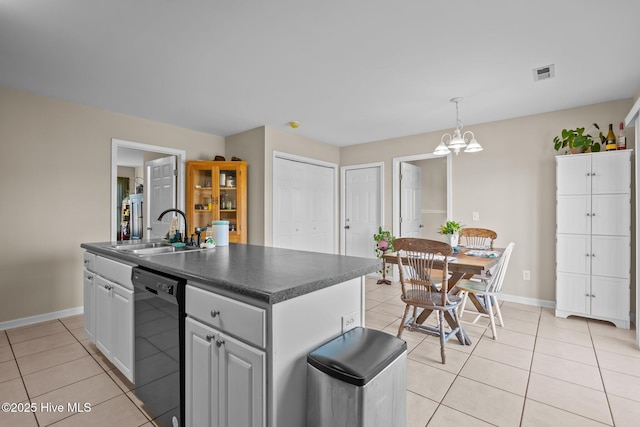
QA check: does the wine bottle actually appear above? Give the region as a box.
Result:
[605,123,616,151]
[617,122,626,150]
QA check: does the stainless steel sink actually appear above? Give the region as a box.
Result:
[130,245,201,255]
[112,242,172,250]
[111,241,202,256]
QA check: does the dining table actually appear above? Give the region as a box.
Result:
[379,246,504,345]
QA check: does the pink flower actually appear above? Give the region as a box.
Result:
[378,240,389,251]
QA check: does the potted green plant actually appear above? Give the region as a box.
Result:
[373,226,395,258]
[372,226,396,282]
[438,220,462,247]
[553,124,602,154]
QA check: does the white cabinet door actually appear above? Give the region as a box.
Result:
[83,269,96,343]
[111,284,134,382]
[556,155,590,195]
[557,195,591,234]
[591,235,630,279]
[94,276,112,359]
[220,333,265,427]
[185,316,265,427]
[556,235,590,275]
[591,151,631,194]
[556,273,590,314]
[591,276,630,319]
[186,317,219,427]
[591,194,630,236]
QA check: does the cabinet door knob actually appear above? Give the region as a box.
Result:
[591,294,596,298]
[87,275,93,280]
[216,339,225,348]
[205,334,214,342]
[586,213,591,216]
[591,213,596,216]
[211,310,220,318]
[585,293,590,297]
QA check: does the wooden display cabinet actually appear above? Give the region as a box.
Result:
[186,161,247,244]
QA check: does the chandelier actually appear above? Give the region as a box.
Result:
[433,97,483,155]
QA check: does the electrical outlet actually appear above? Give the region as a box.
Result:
[472,212,480,221]
[523,270,531,280]
[342,312,357,334]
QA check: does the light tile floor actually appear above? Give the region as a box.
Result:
[364,278,640,427]
[1,278,639,426]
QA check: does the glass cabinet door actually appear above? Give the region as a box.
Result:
[187,161,247,244]
[190,166,216,232]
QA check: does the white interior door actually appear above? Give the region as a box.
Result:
[273,155,336,254]
[400,162,422,237]
[342,165,382,258]
[146,156,177,239]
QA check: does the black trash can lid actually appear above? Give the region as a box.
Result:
[307,327,407,386]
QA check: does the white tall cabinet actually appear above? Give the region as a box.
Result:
[555,150,632,328]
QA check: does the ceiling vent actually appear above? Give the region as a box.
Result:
[533,64,555,82]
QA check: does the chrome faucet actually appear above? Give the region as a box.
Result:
[157,208,189,245]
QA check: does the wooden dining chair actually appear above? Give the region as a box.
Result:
[459,228,497,249]
[456,242,515,339]
[395,238,465,364]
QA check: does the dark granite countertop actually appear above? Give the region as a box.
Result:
[81,241,381,304]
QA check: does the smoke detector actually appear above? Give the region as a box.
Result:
[533,64,555,82]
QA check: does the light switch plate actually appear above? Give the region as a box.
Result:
[472,212,480,221]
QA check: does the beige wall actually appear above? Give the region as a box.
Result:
[226,127,266,245]
[341,99,635,303]
[0,86,224,324]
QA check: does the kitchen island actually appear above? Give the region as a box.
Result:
[81,240,380,427]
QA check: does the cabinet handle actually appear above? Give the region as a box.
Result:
[205,334,214,342]
[585,293,590,297]
[87,275,93,280]
[591,294,596,298]
[586,213,591,216]
[210,310,220,318]
[591,213,596,216]
[84,260,89,265]
[216,339,225,348]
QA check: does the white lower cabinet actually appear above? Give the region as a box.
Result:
[185,316,265,427]
[83,252,135,383]
[94,275,134,381]
[83,268,96,343]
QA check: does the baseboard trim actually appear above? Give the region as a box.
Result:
[499,293,555,309]
[0,306,84,331]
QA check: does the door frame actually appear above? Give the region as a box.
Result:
[340,162,384,256]
[110,138,186,241]
[392,153,453,240]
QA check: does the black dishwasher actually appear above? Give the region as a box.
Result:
[132,266,186,427]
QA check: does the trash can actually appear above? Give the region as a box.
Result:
[306,327,407,427]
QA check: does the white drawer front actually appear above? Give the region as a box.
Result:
[186,285,266,348]
[84,252,96,272]
[95,256,135,290]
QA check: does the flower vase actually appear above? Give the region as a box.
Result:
[446,232,459,248]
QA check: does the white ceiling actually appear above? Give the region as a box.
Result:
[2,0,639,147]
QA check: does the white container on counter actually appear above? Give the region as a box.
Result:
[212,220,229,246]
